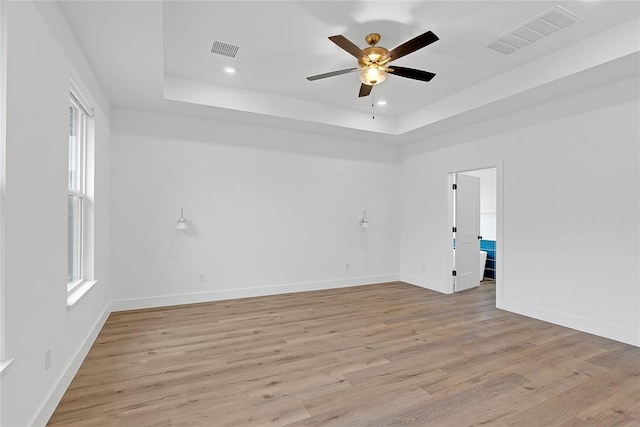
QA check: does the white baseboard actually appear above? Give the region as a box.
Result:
[29,302,111,427]
[110,274,401,312]
[400,274,448,294]
[497,298,640,347]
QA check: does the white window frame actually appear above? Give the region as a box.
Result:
[0,0,13,373]
[67,81,96,307]
[68,95,86,291]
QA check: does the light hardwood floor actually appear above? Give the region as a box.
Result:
[49,281,640,426]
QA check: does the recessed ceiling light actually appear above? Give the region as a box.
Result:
[223,66,237,74]
[377,100,387,106]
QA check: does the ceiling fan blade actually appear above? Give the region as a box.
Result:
[306,68,359,81]
[388,66,436,82]
[381,31,439,63]
[358,83,372,97]
[329,35,368,61]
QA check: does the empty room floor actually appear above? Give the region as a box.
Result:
[49,282,640,426]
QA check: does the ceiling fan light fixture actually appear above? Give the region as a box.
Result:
[309,30,438,97]
[359,64,387,86]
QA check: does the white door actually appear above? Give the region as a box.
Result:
[454,174,481,292]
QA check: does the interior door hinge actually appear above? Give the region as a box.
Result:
[452,270,457,276]
[452,183,457,190]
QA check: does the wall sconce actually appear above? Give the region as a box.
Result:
[176,208,188,230]
[360,211,369,228]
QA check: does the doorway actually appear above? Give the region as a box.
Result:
[449,167,498,294]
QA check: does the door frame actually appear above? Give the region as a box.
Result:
[446,163,503,304]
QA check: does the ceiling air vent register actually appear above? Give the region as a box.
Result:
[485,6,583,55]
[210,40,240,58]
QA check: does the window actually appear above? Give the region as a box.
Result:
[0,0,11,371]
[67,94,87,290]
[67,83,95,303]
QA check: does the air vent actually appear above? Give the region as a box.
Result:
[210,41,239,58]
[485,6,583,55]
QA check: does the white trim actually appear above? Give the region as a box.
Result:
[497,298,640,347]
[400,274,448,294]
[29,302,111,427]
[446,172,456,294]
[0,0,7,365]
[66,278,83,294]
[67,190,84,199]
[495,159,504,304]
[0,357,14,375]
[66,280,97,308]
[69,78,94,117]
[111,274,400,312]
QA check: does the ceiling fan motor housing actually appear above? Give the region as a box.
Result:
[358,34,390,86]
[358,45,389,85]
[358,46,389,67]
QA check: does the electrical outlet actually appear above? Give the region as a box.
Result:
[45,348,51,371]
[422,264,426,272]
[198,274,206,283]
[344,263,350,271]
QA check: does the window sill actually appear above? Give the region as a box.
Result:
[0,358,15,376]
[67,280,97,308]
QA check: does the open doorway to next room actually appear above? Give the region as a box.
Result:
[450,167,497,293]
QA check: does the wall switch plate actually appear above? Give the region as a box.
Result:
[198,274,206,282]
[344,263,350,271]
[45,348,51,370]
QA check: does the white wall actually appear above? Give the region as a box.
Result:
[401,77,640,346]
[1,2,112,426]
[110,110,401,309]
[462,168,497,241]
[0,4,636,427]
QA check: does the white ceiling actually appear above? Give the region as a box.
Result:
[57,1,640,143]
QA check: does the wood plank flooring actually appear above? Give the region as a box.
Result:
[49,281,640,426]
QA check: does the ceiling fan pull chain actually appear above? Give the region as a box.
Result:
[371,89,375,120]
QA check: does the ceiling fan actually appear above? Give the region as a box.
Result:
[307,30,439,97]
